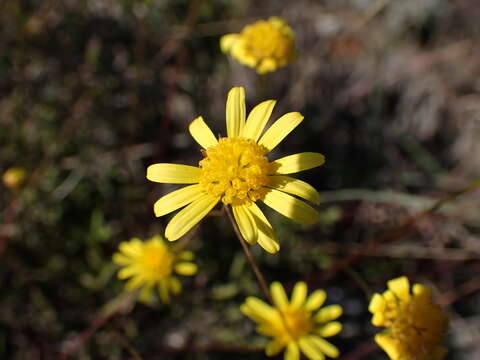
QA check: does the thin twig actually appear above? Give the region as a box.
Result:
[439,276,480,307]
[107,323,143,360]
[317,242,480,261]
[343,266,372,300]
[352,0,392,32]
[320,178,480,281]
[224,205,272,303]
[59,292,136,359]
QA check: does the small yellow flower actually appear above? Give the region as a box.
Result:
[241,282,342,360]
[220,17,297,74]
[3,167,27,189]
[112,235,197,303]
[369,276,449,360]
[147,87,324,253]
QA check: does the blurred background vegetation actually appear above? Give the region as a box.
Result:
[2,0,480,358]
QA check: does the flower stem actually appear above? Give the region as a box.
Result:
[224,205,272,303]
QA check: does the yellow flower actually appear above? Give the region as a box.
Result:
[369,276,449,360]
[220,17,297,74]
[112,235,197,303]
[241,282,342,360]
[3,167,26,189]
[147,87,324,253]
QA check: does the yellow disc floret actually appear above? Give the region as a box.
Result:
[199,137,272,205]
[369,277,449,360]
[384,293,447,359]
[241,282,343,360]
[140,241,174,280]
[113,235,198,303]
[221,17,297,74]
[271,308,314,344]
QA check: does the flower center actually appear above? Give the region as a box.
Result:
[385,297,448,358]
[243,21,294,60]
[140,243,174,279]
[274,308,314,343]
[199,137,272,205]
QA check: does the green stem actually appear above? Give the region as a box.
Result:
[224,205,272,303]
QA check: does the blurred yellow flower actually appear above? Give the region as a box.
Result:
[147,87,324,253]
[113,235,197,303]
[241,282,342,360]
[3,167,27,189]
[220,17,297,74]
[369,276,449,360]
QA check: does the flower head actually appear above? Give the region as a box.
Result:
[241,282,342,360]
[221,17,297,74]
[369,276,449,360]
[3,167,26,189]
[113,235,197,303]
[147,87,324,253]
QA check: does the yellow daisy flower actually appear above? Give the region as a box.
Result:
[369,276,449,360]
[3,167,27,189]
[112,235,197,303]
[220,17,297,74]
[241,282,342,360]
[147,87,324,253]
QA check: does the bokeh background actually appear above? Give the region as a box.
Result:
[2,0,480,358]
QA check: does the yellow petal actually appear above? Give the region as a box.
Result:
[125,276,144,291]
[153,184,204,217]
[291,281,308,309]
[272,152,325,174]
[242,99,276,141]
[178,250,194,261]
[257,58,277,74]
[387,276,410,302]
[298,337,325,360]
[258,112,303,151]
[412,283,432,299]
[118,266,138,279]
[248,202,280,253]
[271,282,289,309]
[112,253,131,265]
[315,305,343,323]
[262,189,319,224]
[165,194,219,241]
[383,290,395,302]
[174,262,197,276]
[268,175,320,205]
[147,163,201,184]
[241,297,276,322]
[265,340,284,356]
[119,238,143,257]
[368,293,386,313]
[240,304,266,324]
[371,312,385,326]
[189,116,218,149]
[220,33,238,53]
[316,321,342,338]
[158,280,170,303]
[305,290,327,311]
[232,204,258,245]
[309,336,339,358]
[149,235,165,244]
[285,342,300,360]
[226,87,246,138]
[138,286,154,304]
[169,276,182,294]
[374,332,400,360]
